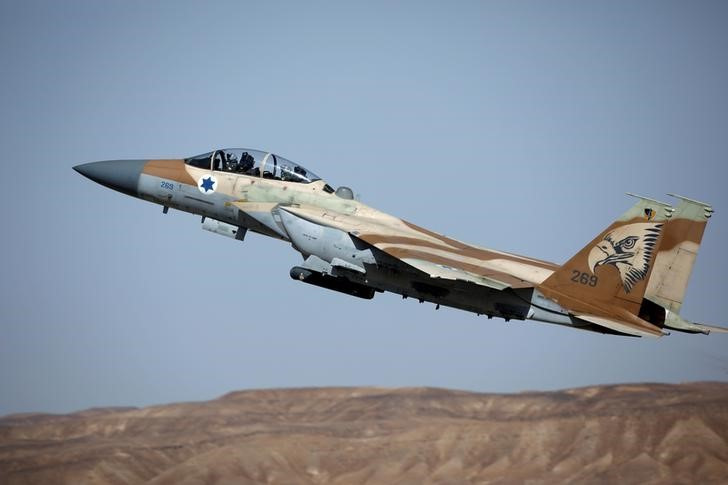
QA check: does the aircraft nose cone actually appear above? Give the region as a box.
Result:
[73,159,147,197]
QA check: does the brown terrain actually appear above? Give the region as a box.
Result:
[1,382,727,484]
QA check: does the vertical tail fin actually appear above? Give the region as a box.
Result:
[645,194,713,313]
[539,195,674,318]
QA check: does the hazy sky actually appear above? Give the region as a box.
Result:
[1,1,727,415]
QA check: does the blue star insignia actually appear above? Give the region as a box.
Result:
[200,176,215,193]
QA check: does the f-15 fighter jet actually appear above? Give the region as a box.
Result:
[74,148,726,338]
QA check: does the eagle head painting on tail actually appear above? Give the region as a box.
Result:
[588,223,662,293]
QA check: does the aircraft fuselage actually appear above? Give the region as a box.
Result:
[74,149,723,338]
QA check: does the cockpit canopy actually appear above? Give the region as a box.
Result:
[185,148,322,184]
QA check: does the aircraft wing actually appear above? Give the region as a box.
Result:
[384,256,511,291]
[279,205,549,292]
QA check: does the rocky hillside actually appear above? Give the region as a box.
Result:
[1,383,727,484]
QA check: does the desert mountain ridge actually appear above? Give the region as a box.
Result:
[1,382,727,484]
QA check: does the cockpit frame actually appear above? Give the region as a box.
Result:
[185,148,322,185]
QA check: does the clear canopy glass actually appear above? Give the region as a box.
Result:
[185,148,321,184]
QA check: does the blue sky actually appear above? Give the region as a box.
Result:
[1,1,727,415]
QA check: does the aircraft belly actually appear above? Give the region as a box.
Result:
[355,263,534,320]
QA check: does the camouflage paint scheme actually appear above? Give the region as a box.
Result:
[74,149,727,338]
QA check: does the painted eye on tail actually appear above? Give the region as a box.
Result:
[617,236,638,251]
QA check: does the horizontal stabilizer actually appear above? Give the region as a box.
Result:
[697,324,728,334]
[662,310,728,335]
[573,314,664,338]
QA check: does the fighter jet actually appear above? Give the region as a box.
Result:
[74,148,727,337]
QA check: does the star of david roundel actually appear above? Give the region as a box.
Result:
[197,175,217,194]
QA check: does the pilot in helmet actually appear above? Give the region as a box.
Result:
[239,152,255,173]
[224,152,239,172]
